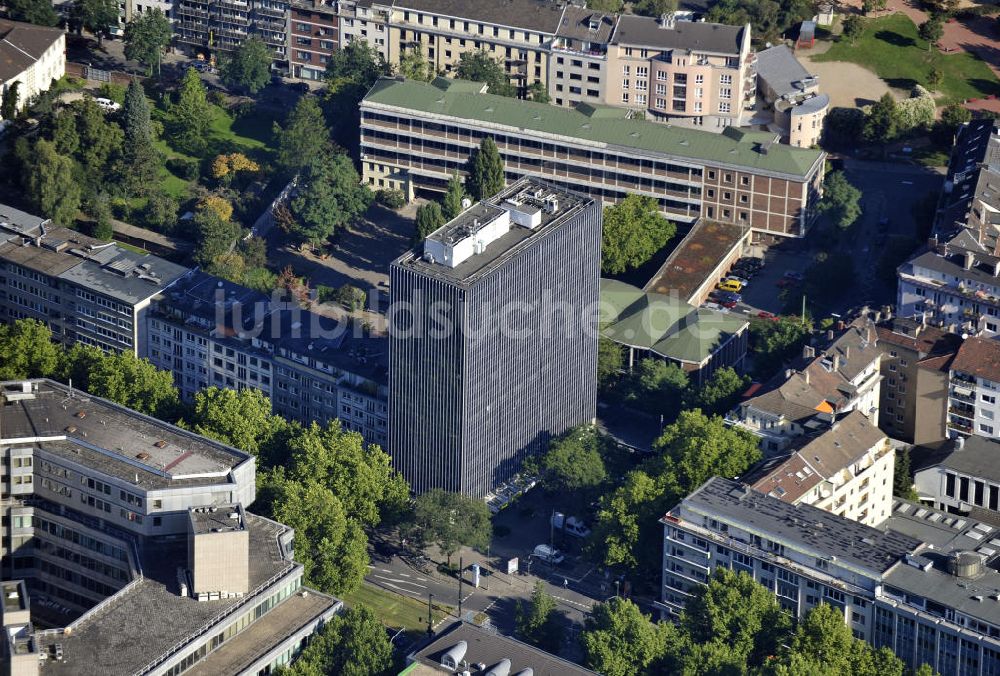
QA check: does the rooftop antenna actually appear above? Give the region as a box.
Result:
[68,378,73,398]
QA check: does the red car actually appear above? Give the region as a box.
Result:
[756,311,779,321]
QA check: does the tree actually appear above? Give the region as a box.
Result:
[73,98,124,176]
[0,320,60,380]
[582,598,674,676]
[819,171,862,229]
[170,68,211,155]
[51,108,80,155]
[597,337,623,392]
[927,66,944,88]
[893,446,919,499]
[441,172,466,221]
[1,81,20,121]
[539,426,607,501]
[284,604,395,676]
[413,202,445,244]
[633,0,679,16]
[220,37,272,94]
[842,15,865,44]
[25,139,82,227]
[141,190,179,233]
[191,387,288,461]
[515,581,564,653]
[407,489,492,565]
[73,0,119,44]
[682,568,792,666]
[289,151,373,247]
[286,421,410,528]
[274,95,331,174]
[685,366,750,415]
[652,409,761,498]
[940,103,971,131]
[919,16,943,49]
[627,357,689,419]
[861,0,887,12]
[528,81,550,103]
[124,9,172,76]
[269,474,369,594]
[466,137,505,201]
[6,0,58,25]
[87,352,180,418]
[601,195,676,275]
[455,50,515,97]
[749,316,811,379]
[399,47,432,81]
[87,191,114,241]
[592,469,664,570]
[326,40,390,91]
[121,79,160,196]
[192,207,241,268]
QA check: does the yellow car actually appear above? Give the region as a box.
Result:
[717,279,743,293]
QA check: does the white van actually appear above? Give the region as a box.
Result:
[550,512,592,538]
[532,544,565,565]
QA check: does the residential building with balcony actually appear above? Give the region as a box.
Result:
[732,319,883,453]
[876,318,960,446]
[755,44,828,148]
[387,0,562,97]
[897,231,1000,338]
[174,0,289,66]
[662,476,1000,674]
[0,203,191,356]
[744,410,894,527]
[599,278,749,385]
[915,435,1000,517]
[360,76,825,237]
[946,336,1000,441]
[605,14,753,130]
[548,5,615,107]
[289,0,339,80]
[389,179,600,497]
[339,0,391,59]
[0,379,340,675]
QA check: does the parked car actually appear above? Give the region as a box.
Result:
[713,291,741,308]
[551,512,592,538]
[717,279,743,293]
[756,310,779,321]
[703,302,730,313]
[93,97,121,113]
[783,270,805,281]
[533,544,565,565]
[290,81,310,92]
[724,275,749,288]
[738,257,764,271]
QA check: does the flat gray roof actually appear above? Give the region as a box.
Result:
[676,477,921,574]
[922,436,1000,484]
[886,499,1000,628]
[189,505,245,535]
[0,380,250,488]
[613,15,745,54]
[395,0,566,33]
[756,45,815,98]
[36,514,298,676]
[394,178,592,286]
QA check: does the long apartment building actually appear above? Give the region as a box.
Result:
[360,77,825,237]
[146,271,389,448]
[173,0,290,63]
[663,476,1000,674]
[0,204,190,356]
[0,379,339,676]
[944,335,1000,442]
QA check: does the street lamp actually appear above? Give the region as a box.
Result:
[426,592,434,637]
[614,579,620,598]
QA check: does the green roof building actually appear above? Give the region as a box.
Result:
[360,77,826,237]
[600,279,749,383]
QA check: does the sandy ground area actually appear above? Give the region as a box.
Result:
[798,52,901,107]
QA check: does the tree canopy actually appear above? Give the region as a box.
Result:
[221,37,273,94]
[290,151,373,247]
[864,93,901,144]
[399,47,433,81]
[275,95,332,174]
[749,316,811,380]
[25,139,81,226]
[124,9,172,76]
[466,137,505,201]
[406,489,492,564]
[516,581,564,653]
[191,387,290,462]
[283,604,395,676]
[88,351,181,419]
[601,195,675,275]
[441,173,466,221]
[455,50,516,97]
[582,598,674,676]
[413,202,445,244]
[6,0,58,26]
[0,319,61,380]
[684,366,750,416]
[819,171,862,229]
[121,79,160,197]
[538,426,608,508]
[1,81,20,121]
[170,68,211,155]
[72,0,119,44]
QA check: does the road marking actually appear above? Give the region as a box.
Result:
[901,180,913,185]
[552,595,594,611]
[371,574,428,589]
[398,573,410,577]
[370,579,424,597]
[380,568,393,574]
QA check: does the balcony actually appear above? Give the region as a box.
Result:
[550,39,607,59]
[255,5,285,18]
[949,389,975,404]
[175,4,209,17]
[948,405,975,420]
[948,418,973,434]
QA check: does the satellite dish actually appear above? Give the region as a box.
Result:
[461,198,472,209]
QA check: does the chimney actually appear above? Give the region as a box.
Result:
[964,251,975,270]
[832,354,841,371]
[826,329,835,341]
[844,345,850,360]
[785,368,794,379]
[956,435,965,451]
[803,369,810,385]
[928,234,938,249]
[658,12,676,29]
[803,345,815,359]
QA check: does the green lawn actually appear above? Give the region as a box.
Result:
[341,582,451,637]
[813,14,1000,103]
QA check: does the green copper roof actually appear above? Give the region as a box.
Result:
[363,77,825,178]
[600,279,747,365]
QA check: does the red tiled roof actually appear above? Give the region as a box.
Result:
[951,336,1000,382]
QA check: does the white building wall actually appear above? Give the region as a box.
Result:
[1,31,65,119]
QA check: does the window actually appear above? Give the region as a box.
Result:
[636,93,646,105]
[694,101,702,113]
[720,74,733,85]
[622,65,630,75]
[622,79,630,90]
[621,92,629,103]
[720,87,732,99]
[656,83,666,96]
[983,394,996,404]
[719,102,731,113]
[656,70,667,81]
[655,97,666,109]
[981,423,994,435]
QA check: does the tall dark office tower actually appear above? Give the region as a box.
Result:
[389,179,601,498]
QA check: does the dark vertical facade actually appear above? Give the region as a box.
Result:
[288,0,339,80]
[389,181,600,498]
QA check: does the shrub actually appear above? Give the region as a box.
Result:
[896,85,935,132]
[208,90,227,107]
[98,82,127,104]
[376,188,406,209]
[166,157,200,181]
[229,100,255,119]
